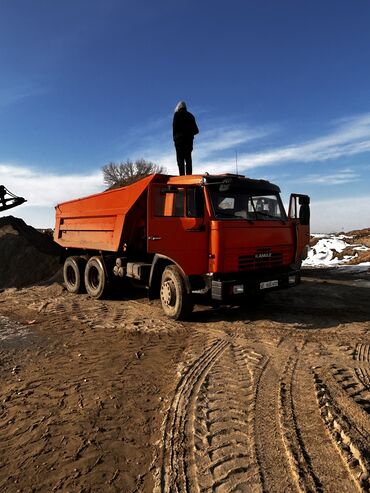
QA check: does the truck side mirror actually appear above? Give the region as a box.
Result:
[289,193,310,225]
[299,204,310,225]
[298,195,310,225]
[298,195,310,206]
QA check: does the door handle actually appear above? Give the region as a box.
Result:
[148,236,162,241]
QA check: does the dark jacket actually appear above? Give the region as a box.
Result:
[173,109,199,147]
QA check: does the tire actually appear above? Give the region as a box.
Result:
[160,265,193,320]
[84,256,108,299]
[63,256,86,294]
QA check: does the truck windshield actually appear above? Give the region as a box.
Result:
[208,189,287,221]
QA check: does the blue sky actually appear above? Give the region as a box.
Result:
[1,0,370,232]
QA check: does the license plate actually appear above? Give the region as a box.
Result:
[260,280,278,290]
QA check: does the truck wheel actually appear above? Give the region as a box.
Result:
[84,256,108,299]
[160,265,193,320]
[63,256,86,294]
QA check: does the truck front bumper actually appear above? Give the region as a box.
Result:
[211,269,300,301]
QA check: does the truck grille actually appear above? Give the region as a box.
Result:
[238,250,283,271]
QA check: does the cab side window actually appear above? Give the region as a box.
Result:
[154,186,204,218]
[154,187,185,217]
[172,189,185,217]
[154,188,165,216]
[186,187,204,218]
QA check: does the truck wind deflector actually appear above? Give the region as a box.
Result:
[0,186,27,213]
[203,175,281,194]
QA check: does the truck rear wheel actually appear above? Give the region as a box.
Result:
[63,256,86,294]
[160,265,193,320]
[84,256,108,299]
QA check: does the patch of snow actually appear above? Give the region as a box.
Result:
[353,245,370,251]
[311,233,353,240]
[304,237,350,267]
[304,233,370,267]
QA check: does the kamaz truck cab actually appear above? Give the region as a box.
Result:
[146,174,309,316]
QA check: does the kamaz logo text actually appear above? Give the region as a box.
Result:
[255,253,272,259]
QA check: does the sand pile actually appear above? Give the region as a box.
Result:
[0,216,62,289]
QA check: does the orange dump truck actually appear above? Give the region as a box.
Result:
[54,173,310,319]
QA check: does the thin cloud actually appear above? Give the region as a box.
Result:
[0,163,103,207]
[239,113,370,169]
[294,169,360,186]
[0,90,29,107]
[196,124,275,158]
[0,84,47,108]
[133,112,370,175]
[0,163,34,178]
[131,118,277,175]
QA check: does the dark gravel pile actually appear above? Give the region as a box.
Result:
[0,216,62,289]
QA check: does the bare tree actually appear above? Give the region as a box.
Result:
[102,159,166,189]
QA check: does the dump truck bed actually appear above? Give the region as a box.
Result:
[54,174,168,251]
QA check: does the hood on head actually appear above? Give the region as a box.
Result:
[175,101,187,112]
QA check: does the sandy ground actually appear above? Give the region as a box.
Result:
[1,271,370,493]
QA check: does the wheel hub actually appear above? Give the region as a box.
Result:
[161,280,176,306]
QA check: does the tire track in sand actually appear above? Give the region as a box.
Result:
[158,339,267,493]
[278,354,323,492]
[158,339,230,492]
[193,344,266,493]
[354,343,370,391]
[313,368,370,491]
[253,339,350,492]
[158,335,368,493]
[254,339,301,492]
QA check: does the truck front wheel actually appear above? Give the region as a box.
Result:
[84,256,108,299]
[160,265,193,320]
[63,256,86,294]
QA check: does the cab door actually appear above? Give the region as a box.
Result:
[147,184,208,275]
[288,194,310,265]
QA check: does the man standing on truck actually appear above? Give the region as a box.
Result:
[173,101,199,176]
